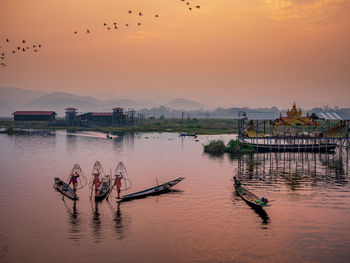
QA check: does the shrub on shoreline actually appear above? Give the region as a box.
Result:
[204,139,254,155]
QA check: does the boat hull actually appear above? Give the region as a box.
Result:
[119,177,185,202]
[234,178,269,209]
[54,177,78,200]
[95,175,111,202]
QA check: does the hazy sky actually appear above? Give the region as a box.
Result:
[1,0,349,108]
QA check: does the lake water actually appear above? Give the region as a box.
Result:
[1,131,350,263]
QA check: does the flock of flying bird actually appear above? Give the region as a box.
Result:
[0,39,42,67]
[1,1,201,68]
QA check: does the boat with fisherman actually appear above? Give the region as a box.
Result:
[233,176,270,209]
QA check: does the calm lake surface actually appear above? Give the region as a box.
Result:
[1,131,350,263]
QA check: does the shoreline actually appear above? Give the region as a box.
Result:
[0,119,237,135]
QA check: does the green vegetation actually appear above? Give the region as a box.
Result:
[204,139,254,155]
[0,118,238,135]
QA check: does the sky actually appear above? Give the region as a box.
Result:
[0,0,350,109]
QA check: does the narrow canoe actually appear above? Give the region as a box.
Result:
[54,177,78,200]
[95,175,111,201]
[233,177,269,209]
[118,177,185,202]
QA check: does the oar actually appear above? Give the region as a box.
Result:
[106,168,113,201]
[106,185,114,201]
[90,182,93,200]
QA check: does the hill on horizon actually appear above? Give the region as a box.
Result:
[163,98,206,110]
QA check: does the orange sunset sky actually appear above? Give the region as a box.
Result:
[0,0,349,108]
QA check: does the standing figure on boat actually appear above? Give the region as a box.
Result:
[113,171,123,199]
[68,171,80,198]
[92,172,101,195]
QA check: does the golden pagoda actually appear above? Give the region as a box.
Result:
[274,102,319,126]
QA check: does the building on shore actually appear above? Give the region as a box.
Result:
[65,108,78,126]
[66,107,135,127]
[13,111,57,126]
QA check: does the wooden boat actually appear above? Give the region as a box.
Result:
[54,177,78,200]
[233,177,270,209]
[118,177,185,202]
[95,175,112,201]
[179,132,197,137]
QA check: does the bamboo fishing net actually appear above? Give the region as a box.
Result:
[113,162,132,192]
[67,163,88,190]
[88,161,106,190]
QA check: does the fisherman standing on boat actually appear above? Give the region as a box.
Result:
[92,172,101,195]
[113,172,123,199]
[68,172,80,198]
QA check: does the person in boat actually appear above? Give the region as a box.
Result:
[113,172,123,199]
[92,172,101,195]
[68,172,80,197]
[261,197,268,204]
[233,176,241,187]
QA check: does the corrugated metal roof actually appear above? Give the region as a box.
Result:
[314,112,350,120]
[91,113,113,116]
[13,111,56,116]
[237,111,280,120]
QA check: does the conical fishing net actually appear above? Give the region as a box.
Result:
[89,161,106,189]
[113,162,132,192]
[67,163,88,190]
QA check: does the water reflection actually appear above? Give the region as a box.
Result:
[112,132,135,151]
[66,134,77,153]
[91,202,101,242]
[232,191,270,226]
[114,203,125,239]
[236,150,350,191]
[63,200,81,241]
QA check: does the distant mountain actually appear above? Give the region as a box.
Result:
[102,99,157,111]
[163,98,206,110]
[0,87,46,105]
[0,88,161,116]
[28,92,99,106]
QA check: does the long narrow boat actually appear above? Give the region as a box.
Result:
[54,177,78,200]
[118,177,185,202]
[233,177,269,209]
[95,175,111,201]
